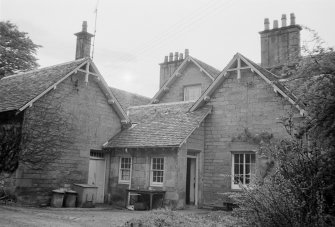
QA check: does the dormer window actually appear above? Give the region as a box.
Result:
[184,84,201,101]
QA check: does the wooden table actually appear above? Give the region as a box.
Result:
[126,189,166,210]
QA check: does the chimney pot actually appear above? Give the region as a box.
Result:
[273,20,278,29]
[179,53,183,60]
[82,21,88,32]
[169,52,173,62]
[281,14,287,27]
[174,52,179,61]
[264,18,270,30]
[164,56,168,63]
[185,49,189,58]
[290,13,296,25]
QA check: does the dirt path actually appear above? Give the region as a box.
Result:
[0,205,148,227]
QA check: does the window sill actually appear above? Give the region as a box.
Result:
[150,184,164,187]
[118,181,130,185]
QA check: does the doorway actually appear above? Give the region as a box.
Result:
[88,151,106,203]
[186,156,197,205]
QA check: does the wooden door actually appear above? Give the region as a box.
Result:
[88,158,105,203]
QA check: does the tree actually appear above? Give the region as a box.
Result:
[286,27,335,146]
[0,21,41,79]
[231,29,335,226]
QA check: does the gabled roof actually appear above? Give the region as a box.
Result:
[192,57,221,78]
[109,87,151,110]
[0,58,130,122]
[104,101,212,148]
[0,58,87,113]
[190,53,305,115]
[150,56,220,104]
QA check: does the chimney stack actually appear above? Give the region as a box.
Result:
[159,50,187,88]
[259,13,301,68]
[74,21,94,59]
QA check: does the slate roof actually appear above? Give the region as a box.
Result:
[241,55,300,104]
[110,87,151,110]
[192,57,221,78]
[191,53,304,112]
[105,101,212,148]
[0,58,87,113]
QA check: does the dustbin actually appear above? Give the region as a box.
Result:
[64,190,77,207]
[72,184,98,208]
[51,189,65,207]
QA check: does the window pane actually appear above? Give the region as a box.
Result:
[246,164,250,174]
[234,164,239,174]
[246,154,250,163]
[235,154,239,163]
[121,170,130,181]
[239,163,244,175]
[245,174,250,184]
[234,175,240,184]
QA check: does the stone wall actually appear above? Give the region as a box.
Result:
[108,148,179,208]
[202,69,297,203]
[108,125,205,209]
[15,72,121,204]
[159,63,213,103]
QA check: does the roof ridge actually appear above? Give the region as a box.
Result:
[109,86,150,99]
[238,53,281,80]
[129,100,194,109]
[1,58,89,80]
[191,56,221,75]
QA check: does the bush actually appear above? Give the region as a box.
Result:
[231,139,335,227]
[123,209,243,227]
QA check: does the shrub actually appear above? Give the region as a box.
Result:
[123,209,243,227]
[231,138,335,227]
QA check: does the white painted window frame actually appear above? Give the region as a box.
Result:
[150,157,164,187]
[231,152,256,190]
[183,84,202,101]
[118,157,132,184]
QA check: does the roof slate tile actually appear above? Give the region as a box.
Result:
[0,58,87,112]
[105,101,211,148]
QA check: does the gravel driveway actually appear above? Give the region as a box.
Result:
[0,205,148,227]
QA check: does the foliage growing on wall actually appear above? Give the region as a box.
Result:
[231,29,335,227]
[231,128,273,145]
[0,85,76,176]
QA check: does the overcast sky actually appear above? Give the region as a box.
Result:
[1,0,335,98]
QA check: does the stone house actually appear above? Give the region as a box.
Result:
[104,13,304,208]
[0,22,150,204]
[1,13,304,208]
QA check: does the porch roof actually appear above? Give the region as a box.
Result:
[104,101,211,148]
